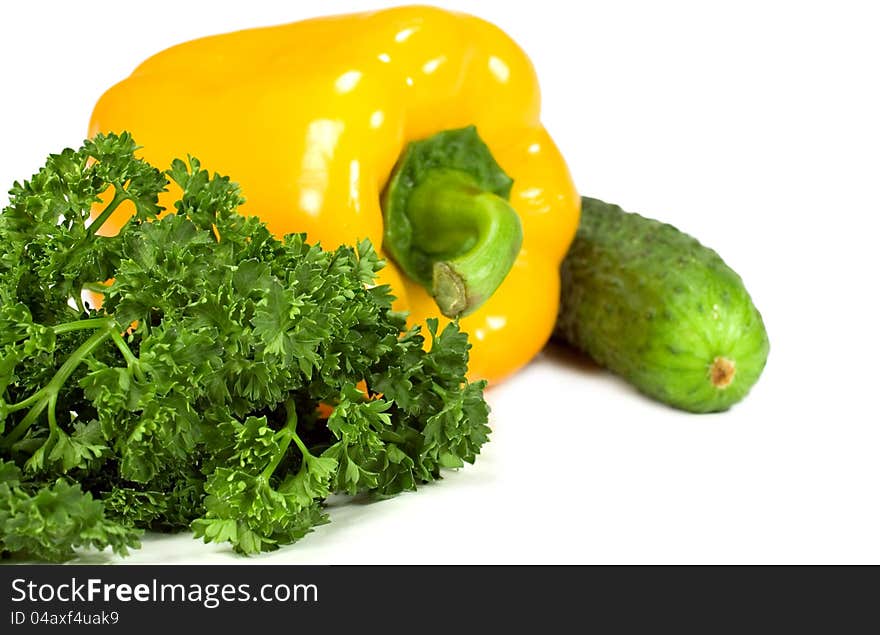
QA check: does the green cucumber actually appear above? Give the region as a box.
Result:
[555,197,769,413]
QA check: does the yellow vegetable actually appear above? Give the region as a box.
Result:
[89,5,579,384]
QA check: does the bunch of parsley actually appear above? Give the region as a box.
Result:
[0,133,490,561]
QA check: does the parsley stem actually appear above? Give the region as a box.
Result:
[52,317,115,335]
[284,398,318,463]
[290,429,312,461]
[86,189,125,238]
[261,400,299,479]
[1,327,113,448]
[3,317,113,347]
[109,329,145,382]
[46,392,58,435]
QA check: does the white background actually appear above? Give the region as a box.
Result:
[1,1,878,564]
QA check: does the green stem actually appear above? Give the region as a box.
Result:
[381,126,523,318]
[52,317,114,335]
[289,427,313,462]
[1,327,113,447]
[262,400,299,479]
[86,189,125,238]
[4,317,113,347]
[110,329,145,382]
[46,392,58,435]
[406,170,522,317]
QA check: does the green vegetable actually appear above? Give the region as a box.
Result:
[0,133,490,560]
[555,197,769,413]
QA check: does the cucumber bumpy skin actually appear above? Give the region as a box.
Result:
[555,197,769,413]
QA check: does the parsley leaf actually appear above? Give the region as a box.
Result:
[0,134,490,561]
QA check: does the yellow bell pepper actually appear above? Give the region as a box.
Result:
[88,5,579,384]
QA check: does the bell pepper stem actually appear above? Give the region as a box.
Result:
[394,170,523,318]
[381,126,521,318]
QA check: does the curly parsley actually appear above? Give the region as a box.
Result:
[0,134,490,560]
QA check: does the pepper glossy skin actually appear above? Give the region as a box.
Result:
[89,5,579,384]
